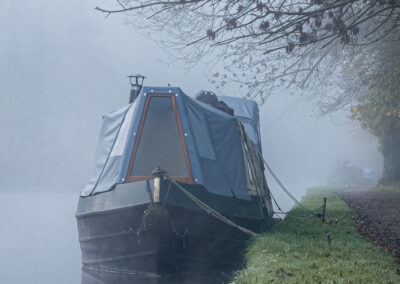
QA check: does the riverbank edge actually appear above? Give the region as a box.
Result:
[231,187,400,283]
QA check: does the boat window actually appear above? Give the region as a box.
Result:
[129,96,190,178]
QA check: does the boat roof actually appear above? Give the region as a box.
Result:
[81,86,262,199]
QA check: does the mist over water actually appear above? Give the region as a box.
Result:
[0,193,81,284]
[0,1,382,283]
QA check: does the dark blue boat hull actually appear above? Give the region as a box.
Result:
[76,181,271,283]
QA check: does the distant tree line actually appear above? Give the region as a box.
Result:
[349,34,400,185]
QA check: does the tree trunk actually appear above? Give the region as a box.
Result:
[380,132,400,185]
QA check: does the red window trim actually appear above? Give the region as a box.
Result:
[125,94,194,184]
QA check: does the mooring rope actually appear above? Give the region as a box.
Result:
[166,176,259,237]
[269,189,316,220]
[263,159,319,215]
[236,121,321,219]
[254,146,322,219]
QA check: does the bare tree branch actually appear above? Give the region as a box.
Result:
[96,0,400,110]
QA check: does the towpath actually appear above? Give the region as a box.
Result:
[338,186,400,264]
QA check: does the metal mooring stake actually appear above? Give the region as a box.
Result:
[322,197,327,223]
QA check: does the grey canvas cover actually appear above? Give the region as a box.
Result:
[81,87,260,201]
[219,96,261,146]
[81,102,137,196]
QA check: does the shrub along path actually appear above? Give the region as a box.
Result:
[232,187,400,283]
[339,186,400,263]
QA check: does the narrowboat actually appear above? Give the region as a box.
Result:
[76,76,274,283]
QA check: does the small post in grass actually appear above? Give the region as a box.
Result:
[322,197,327,223]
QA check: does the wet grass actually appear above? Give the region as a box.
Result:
[232,187,400,283]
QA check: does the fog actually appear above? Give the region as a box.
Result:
[0,1,382,283]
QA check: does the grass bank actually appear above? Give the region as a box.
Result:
[375,185,400,194]
[232,187,400,283]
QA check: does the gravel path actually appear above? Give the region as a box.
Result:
[339,187,400,261]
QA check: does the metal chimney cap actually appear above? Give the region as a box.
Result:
[128,74,146,103]
[127,74,146,79]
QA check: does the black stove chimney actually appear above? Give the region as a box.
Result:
[128,74,146,103]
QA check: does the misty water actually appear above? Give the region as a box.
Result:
[0,193,81,284]
[0,1,384,283]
